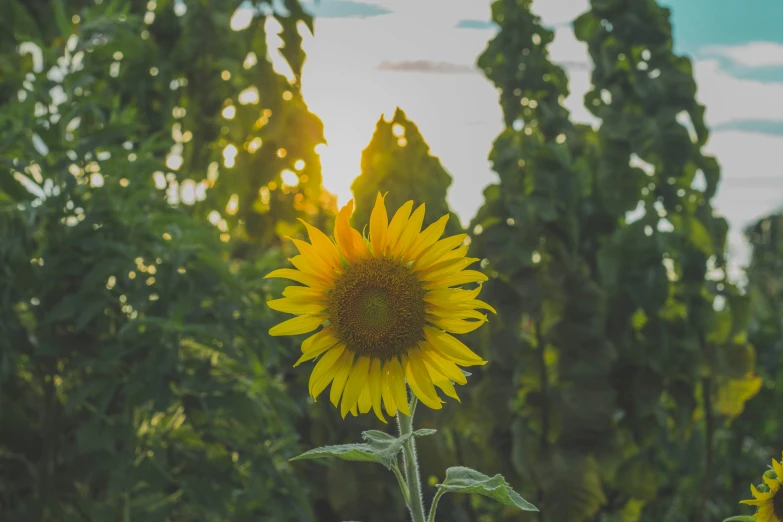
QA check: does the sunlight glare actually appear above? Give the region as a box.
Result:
[230,6,254,31]
[281,169,299,187]
[238,86,260,104]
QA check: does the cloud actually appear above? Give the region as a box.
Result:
[694,59,783,126]
[377,60,477,74]
[533,0,589,26]
[456,19,496,30]
[700,41,783,68]
[302,0,392,19]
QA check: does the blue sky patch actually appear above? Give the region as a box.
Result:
[302,0,392,19]
[456,19,497,30]
[661,0,783,55]
[711,119,783,136]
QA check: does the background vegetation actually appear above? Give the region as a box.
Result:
[0,0,778,521]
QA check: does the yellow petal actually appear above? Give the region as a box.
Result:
[425,359,460,402]
[757,504,774,522]
[751,483,772,500]
[424,286,482,306]
[387,357,410,416]
[309,345,346,397]
[341,356,370,418]
[298,218,343,270]
[293,330,340,366]
[426,307,488,322]
[417,256,477,282]
[773,459,783,481]
[428,315,487,334]
[393,203,425,257]
[406,214,449,261]
[329,351,355,406]
[414,234,467,270]
[369,193,389,257]
[471,299,497,314]
[764,475,779,491]
[301,329,338,352]
[434,244,470,263]
[423,270,488,289]
[267,297,327,315]
[289,255,335,283]
[269,314,324,337]
[288,239,337,280]
[404,352,442,410]
[358,381,372,414]
[423,326,486,366]
[350,402,359,417]
[419,346,468,385]
[334,200,369,264]
[265,268,326,289]
[283,286,326,299]
[386,200,414,255]
[381,365,398,417]
[369,359,387,423]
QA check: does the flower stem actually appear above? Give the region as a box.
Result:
[392,463,412,509]
[397,395,426,522]
[427,490,445,522]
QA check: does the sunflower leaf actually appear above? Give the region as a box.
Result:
[289,443,380,465]
[722,517,755,522]
[291,429,437,470]
[360,428,436,469]
[436,466,538,512]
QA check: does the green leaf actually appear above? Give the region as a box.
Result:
[290,429,435,470]
[436,466,538,511]
[573,12,601,42]
[289,444,380,465]
[722,517,755,522]
[52,0,71,36]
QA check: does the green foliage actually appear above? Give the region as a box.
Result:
[292,429,436,470]
[466,0,764,521]
[0,0,327,520]
[351,107,462,234]
[468,1,619,520]
[0,0,778,521]
[574,0,761,520]
[436,467,538,511]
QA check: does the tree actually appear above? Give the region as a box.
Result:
[351,108,462,235]
[714,213,783,518]
[467,1,618,520]
[575,0,760,520]
[0,0,329,520]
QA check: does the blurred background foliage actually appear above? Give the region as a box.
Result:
[0,0,778,521]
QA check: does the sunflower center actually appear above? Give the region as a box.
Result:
[327,257,426,360]
[773,486,783,521]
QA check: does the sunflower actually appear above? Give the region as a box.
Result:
[741,453,783,522]
[266,193,491,422]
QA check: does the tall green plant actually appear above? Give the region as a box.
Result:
[468,1,620,520]
[574,1,760,520]
[351,108,461,235]
[718,213,783,519]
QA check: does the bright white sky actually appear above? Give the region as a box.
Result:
[265,0,783,269]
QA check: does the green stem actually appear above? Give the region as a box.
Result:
[392,463,412,509]
[427,490,445,522]
[397,395,426,522]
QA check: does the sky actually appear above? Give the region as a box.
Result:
[275,0,783,269]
